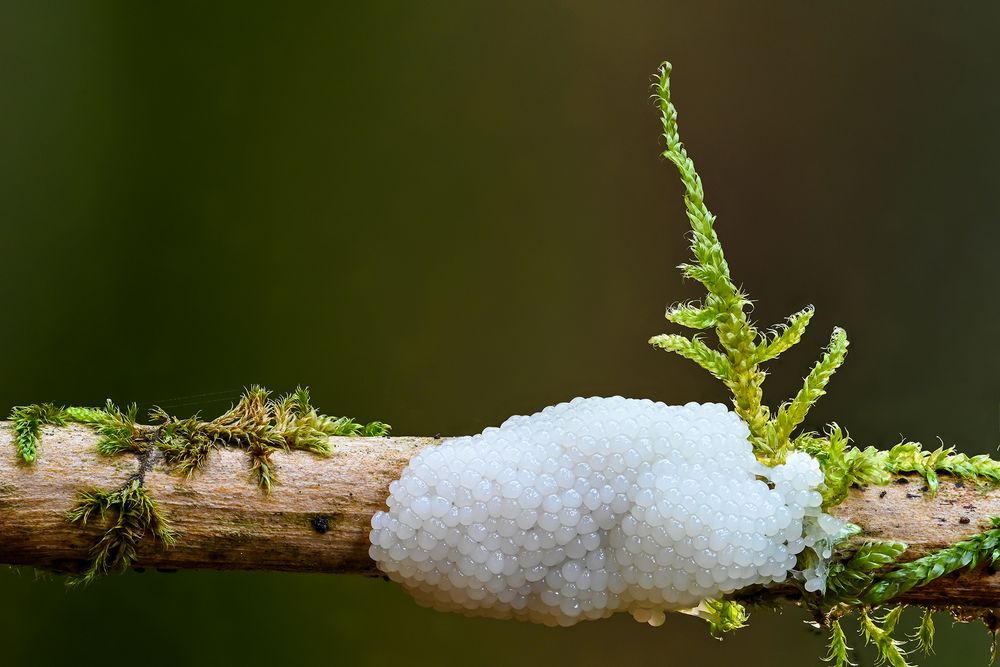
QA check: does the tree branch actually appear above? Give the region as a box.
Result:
[1,422,998,607]
[0,422,429,576]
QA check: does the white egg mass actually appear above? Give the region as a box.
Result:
[369,397,844,626]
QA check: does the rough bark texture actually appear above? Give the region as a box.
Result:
[0,422,431,576]
[1,422,999,606]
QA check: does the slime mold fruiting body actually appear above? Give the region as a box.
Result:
[369,397,845,626]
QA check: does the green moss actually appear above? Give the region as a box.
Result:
[650,61,1000,664]
[862,519,1000,604]
[913,608,935,656]
[691,598,749,639]
[65,478,174,586]
[859,607,911,667]
[8,400,143,462]
[8,385,390,584]
[151,385,390,492]
[8,403,68,463]
[824,619,852,667]
[650,62,848,466]
[825,541,909,605]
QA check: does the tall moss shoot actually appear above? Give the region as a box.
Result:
[650,61,1000,665]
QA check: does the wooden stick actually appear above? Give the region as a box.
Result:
[1,423,998,606]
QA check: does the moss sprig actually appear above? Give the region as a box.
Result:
[798,431,1000,507]
[65,478,174,586]
[9,386,391,494]
[863,518,1000,604]
[649,60,1000,662]
[913,608,935,656]
[8,403,69,463]
[650,61,847,466]
[818,520,1000,664]
[825,541,909,605]
[151,385,390,492]
[91,401,143,456]
[859,606,912,667]
[687,598,749,638]
[8,401,142,462]
[825,619,854,667]
[883,443,1000,494]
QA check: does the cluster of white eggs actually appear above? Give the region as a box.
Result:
[369,397,845,626]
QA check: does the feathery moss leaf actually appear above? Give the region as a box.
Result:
[912,608,935,655]
[773,327,849,445]
[690,598,749,639]
[864,518,1000,604]
[756,306,814,363]
[851,542,910,572]
[63,406,113,425]
[664,301,721,329]
[361,421,392,437]
[148,385,389,492]
[825,541,908,604]
[93,401,142,456]
[825,619,855,667]
[649,334,731,379]
[650,62,851,456]
[8,403,67,463]
[66,479,174,586]
[9,403,65,463]
[860,607,912,667]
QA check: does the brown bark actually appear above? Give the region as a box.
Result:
[0,422,430,576]
[1,422,999,606]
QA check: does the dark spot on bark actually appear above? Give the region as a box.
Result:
[963,504,976,510]
[895,478,909,485]
[434,433,441,439]
[960,517,971,524]
[311,515,330,534]
[955,481,966,488]
[919,485,929,493]
[906,493,919,499]
[879,491,887,498]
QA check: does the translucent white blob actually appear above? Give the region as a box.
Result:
[369,397,844,627]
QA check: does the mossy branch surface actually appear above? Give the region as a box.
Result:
[8,403,68,463]
[3,58,1000,666]
[66,478,174,586]
[7,386,390,584]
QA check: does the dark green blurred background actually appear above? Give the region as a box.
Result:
[2,2,999,666]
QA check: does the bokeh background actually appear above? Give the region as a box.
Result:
[2,2,999,666]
